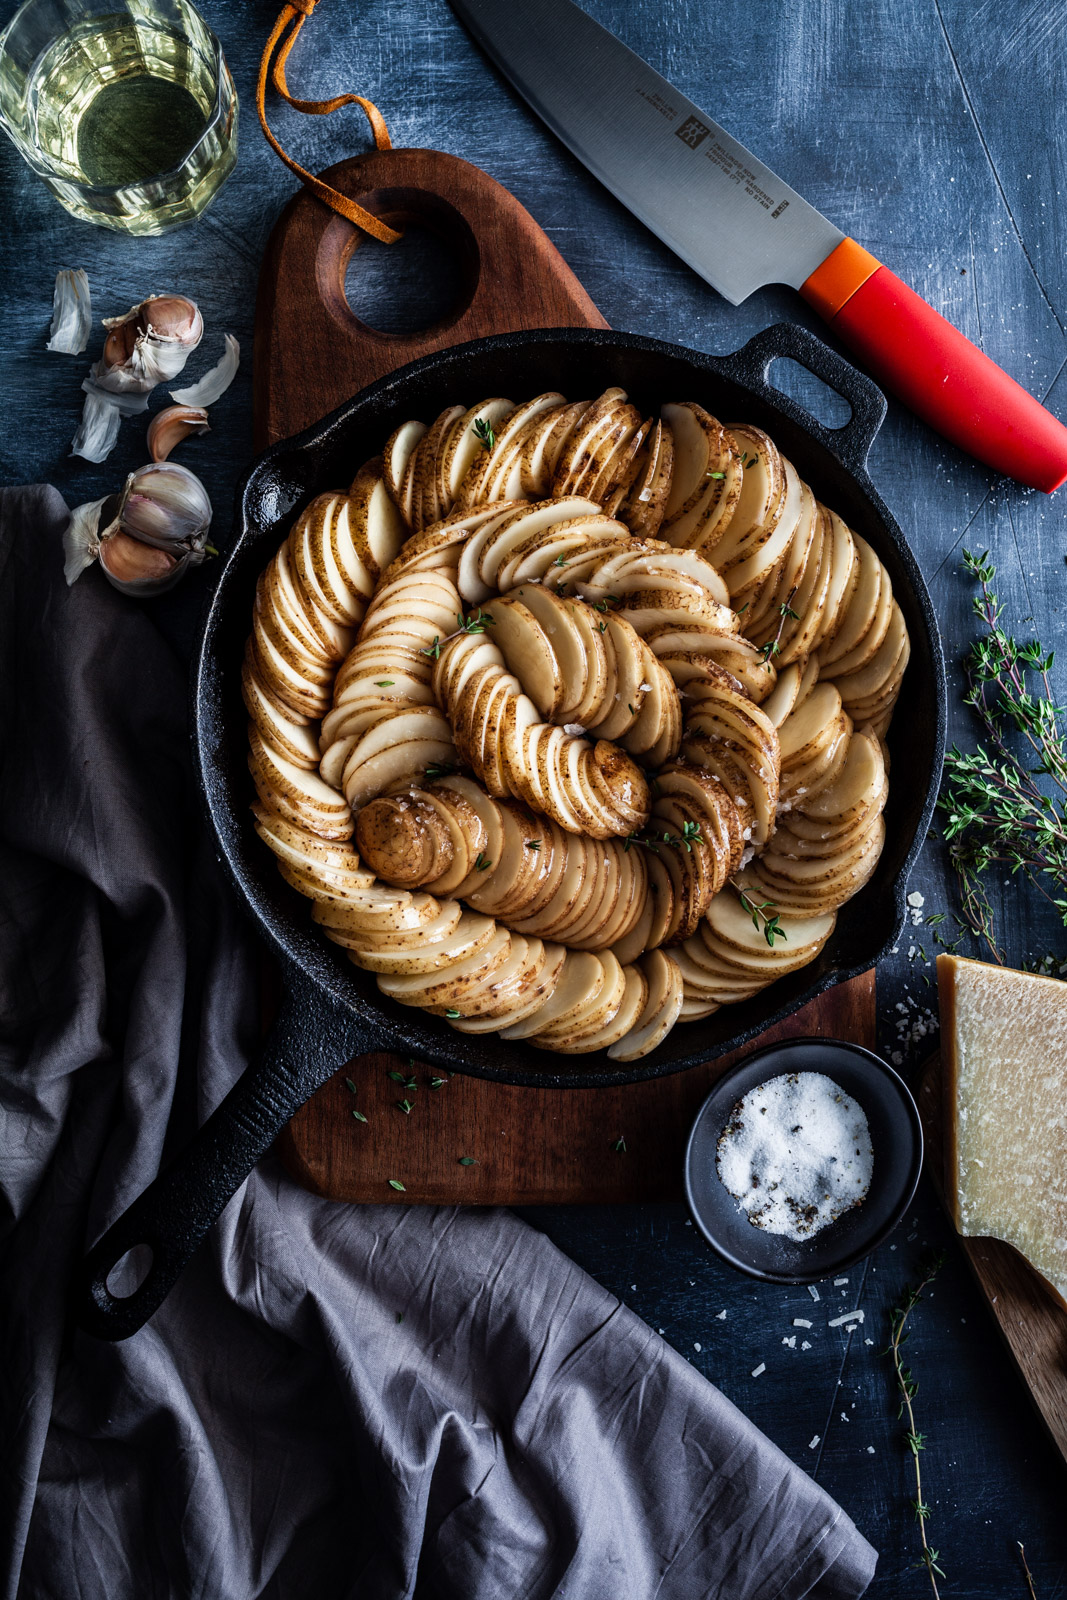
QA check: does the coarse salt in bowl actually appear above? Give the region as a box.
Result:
[684,1038,923,1285]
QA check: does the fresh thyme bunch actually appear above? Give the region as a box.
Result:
[938,550,1067,961]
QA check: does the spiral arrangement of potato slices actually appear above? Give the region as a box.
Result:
[244,386,908,1059]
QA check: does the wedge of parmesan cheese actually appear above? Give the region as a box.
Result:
[937,953,1067,1309]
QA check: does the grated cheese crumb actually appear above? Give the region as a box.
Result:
[808,1435,820,1450]
[808,1285,821,1301]
[751,1363,766,1378]
[801,1340,812,1350]
[793,1318,812,1328]
[828,1309,865,1327]
[782,1335,796,1348]
[716,1309,727,1320]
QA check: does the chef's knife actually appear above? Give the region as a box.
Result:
[450,0,1067,492]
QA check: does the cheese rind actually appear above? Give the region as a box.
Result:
[937,953,1067,1310]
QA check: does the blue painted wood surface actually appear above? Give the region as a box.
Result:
[4,0,1067,1589]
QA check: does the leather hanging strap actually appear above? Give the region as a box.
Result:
[257,0,402,244]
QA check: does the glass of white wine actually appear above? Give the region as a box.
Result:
[0,0,237,234]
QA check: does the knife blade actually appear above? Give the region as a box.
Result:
[451,0,1067,493]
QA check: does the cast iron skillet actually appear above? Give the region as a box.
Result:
[77,323,946,1339]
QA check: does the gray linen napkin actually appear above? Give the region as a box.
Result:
[0,487,877,1600]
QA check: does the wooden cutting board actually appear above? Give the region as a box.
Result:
[918,1054,1067,1465]
[255,145,878,1205]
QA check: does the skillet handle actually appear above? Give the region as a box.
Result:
[725,322,888,480]
[75,972,385,1340]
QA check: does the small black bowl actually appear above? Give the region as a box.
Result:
[683,1038,923,1285]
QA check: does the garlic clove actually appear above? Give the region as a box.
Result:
[99,529,178,584]
[102,318,139,370]
[147,404,210,462]
[118,460,212,551]
[97,530,195,596]
[139,294,204,347]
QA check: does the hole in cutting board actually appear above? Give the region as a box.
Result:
[767,356,852,430]
[345,224,467,335]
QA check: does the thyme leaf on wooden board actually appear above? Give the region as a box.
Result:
[884,1254,947,1598]
[938,551,1067,962]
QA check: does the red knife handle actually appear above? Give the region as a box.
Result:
[800,239,1067,492]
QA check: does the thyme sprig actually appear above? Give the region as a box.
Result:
[884,1254,947,1597]
[421,609,497,660]
[1018,1542,1038,1599]
[758,586,798,667]
[938,551,1067,961]
[738,889,787,947]
[473,416,495,451]
[623,819,704,854]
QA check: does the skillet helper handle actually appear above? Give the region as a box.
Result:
[77,974,387,1340]
[800,238,1067,493]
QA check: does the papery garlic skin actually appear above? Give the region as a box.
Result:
[63,496,108,585]
[171,333,240,409]
[148,405,210,462]
[70,392,126,464]
[47,269,92,356]
[117,461,212,554]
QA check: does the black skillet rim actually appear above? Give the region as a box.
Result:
[194,324,947,1090]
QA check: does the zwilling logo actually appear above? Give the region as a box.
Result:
[675,115,710,150]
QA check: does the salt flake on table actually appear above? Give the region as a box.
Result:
[716,1309,727,1320]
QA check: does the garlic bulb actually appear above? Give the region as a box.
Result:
[63,461,213,597]
[118,461,212,551]
[71,292,204,463]
[100,294,204,388]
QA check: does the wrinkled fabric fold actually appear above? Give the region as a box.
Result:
[0,487,876,1600]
